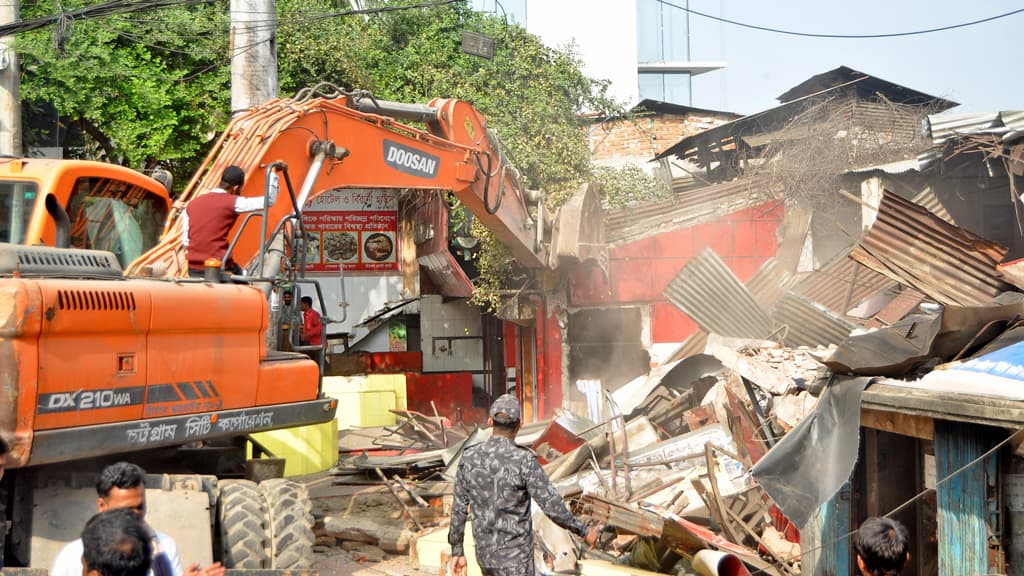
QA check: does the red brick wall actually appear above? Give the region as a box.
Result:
[570,201,784,344]
[588,113,735,161]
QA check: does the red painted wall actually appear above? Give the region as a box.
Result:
[537,302,563,420]
[405,372,488,426]
[571,201,784,344]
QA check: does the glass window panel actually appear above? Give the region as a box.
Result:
[0,181,38,244]
[67,177,168,266]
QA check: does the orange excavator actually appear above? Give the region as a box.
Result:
[0,85,550,569]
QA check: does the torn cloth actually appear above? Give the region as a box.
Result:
[750,376,871,528]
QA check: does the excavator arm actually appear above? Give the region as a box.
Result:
[128,88,547,277]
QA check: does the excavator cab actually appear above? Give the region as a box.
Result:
[0,158,171,264]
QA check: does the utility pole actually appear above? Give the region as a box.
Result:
[0,0,21,155]
[230,0,277,114]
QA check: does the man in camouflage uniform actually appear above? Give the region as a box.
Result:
[449,394,598,576]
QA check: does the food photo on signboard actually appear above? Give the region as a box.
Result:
[363,232,395,263]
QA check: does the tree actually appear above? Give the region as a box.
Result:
[19,0,230,172]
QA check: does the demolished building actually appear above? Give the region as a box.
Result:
[320,65,1024,576]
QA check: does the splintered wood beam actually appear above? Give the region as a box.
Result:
[375,467,424,531]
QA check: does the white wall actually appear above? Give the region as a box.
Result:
[307,273,404,348]
[420,295,484,373]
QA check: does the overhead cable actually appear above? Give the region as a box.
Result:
[657,0,1024,39]
[4,0,461,38]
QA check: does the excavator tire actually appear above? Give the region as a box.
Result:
[217,480,269,569]
[259,478,315,569]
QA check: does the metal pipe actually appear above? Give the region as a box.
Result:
[295,147,328,212]
[356,100,438,124]
[256,162,286,276]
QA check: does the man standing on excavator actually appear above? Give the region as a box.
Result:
[182,165,277,277]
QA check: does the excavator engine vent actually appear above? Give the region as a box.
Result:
[0,243,123,277]
[57,289,136,311]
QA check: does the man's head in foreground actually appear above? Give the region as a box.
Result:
[96,462,147,517]
[81,508,152,576]
[854,516,910,576]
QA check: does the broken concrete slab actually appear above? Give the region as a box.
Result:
[710,344,794,396]
[773,391,817,431]
[322,515,417,554]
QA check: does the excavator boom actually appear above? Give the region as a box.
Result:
[129,90,547,277]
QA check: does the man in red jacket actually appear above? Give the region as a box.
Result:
[300,296,323,347]
[182,165,277,276]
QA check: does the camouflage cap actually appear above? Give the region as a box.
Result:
[489,393,521,423]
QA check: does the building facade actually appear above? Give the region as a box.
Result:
[472,0,724,106]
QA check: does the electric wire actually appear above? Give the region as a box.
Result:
[657,0,1024,39]
[3,0,461,38]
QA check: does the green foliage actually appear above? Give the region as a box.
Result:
[19,0,230,170]
[590,164,672,208]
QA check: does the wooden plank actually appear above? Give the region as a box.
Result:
[860,408,934,440]
[374,467,424,531]
[392,474,430,508]
[863,383,1024,429]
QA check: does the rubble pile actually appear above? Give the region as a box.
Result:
[316,198,1024,576]
[321,352,824,576]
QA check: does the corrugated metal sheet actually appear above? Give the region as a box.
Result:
[778,66,958,109]
[745,258,793,310]
[667,259,790,364]
[846,158,922,175]
[850,191,1010,307]
[794,252,895,316]
[845,100,925,144]
[659,69,954,163]
[416,252,474,298]
[910,187,955,225]
[771,292,856,348]
[662,247,774,339]
[934,421,1000,574]
[670,331,709,362]
[604,178,772,245]
[928,110,1024,145]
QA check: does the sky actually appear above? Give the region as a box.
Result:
[493,0,1024,117]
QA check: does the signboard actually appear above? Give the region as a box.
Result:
[461,30,495,60]
[302,189,398,272]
